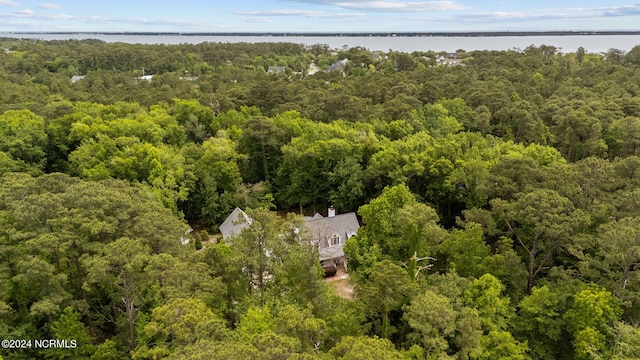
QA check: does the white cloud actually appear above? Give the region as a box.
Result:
[0,0,18,6]
[75,15,234,30]
[331,12,367,18]
[603,4,640,16]
[15,8,34,15]
[0,9,76,21]
[243,17,273,23]
[39,3,63,10]
[235,9,365,18]
[236,9,325,17]
[86,15,108,23]
[334,1,467,11]
[407,4,640,23]
[50,13,72,19]
[0,7,236,31]
[285,0,467,12]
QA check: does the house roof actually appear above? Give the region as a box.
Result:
[303,213,324,221]
[328,58,348,72]
[70,75,85,83]
[443,58,464,66]
[219,207,251,239]
[304,212,359,261]
[267,66,285,74]
[219,208,360,261]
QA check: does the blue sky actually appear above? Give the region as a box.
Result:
[1,1,640,32]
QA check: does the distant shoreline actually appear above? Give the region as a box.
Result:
[3,31,640,37]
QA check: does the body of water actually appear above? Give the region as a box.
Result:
[2,33,640,53]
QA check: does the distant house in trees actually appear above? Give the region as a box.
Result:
[219,206,360,274]
[307,63,320,75]
[219,207,252,239]
[70,75,85,83]
[371,51,385,61]
[328,58,348,72]
[443,58,464,66]
[267,66,286,74]
[436,55,464,67]
[304,207,359,274]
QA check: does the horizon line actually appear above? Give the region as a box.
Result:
[3,30,640,37]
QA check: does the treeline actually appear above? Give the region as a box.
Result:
[1,38,640,359]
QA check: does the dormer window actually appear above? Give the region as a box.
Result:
[329,234,341,246]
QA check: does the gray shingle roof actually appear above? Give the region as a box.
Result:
[304,212,359,261]
[219,208,360,262]
[327,58,348,72]
[219,207,251,239]
[303,213,324,221]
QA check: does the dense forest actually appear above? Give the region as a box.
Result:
[1,37,640,359]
